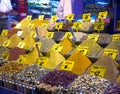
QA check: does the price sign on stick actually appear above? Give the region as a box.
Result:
[112,34,120,41]
[72,22,82,32]
[55,22,63,31]
[51,15,58,22]
[64,32,73,40]
[26,15,32,20]
[2,52,9,60]
[18,55,27,63]
[61,60,74,71]
[66,14,74,22]
[90,65,106,78]
[52,44,63,52]
[82,13,91,22]
[3,40,11,47]
[17,42,25,48]
[46,32,54,39]
[42,23,48,29]
[98,11,108,19]
[1,29,8,36]
[36,57,48,66]
[88,34,99,42]
[94,22,105,33]
[76,46,88,55]
[38,15,44,20]
[103,49,118,59]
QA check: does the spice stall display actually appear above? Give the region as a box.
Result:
[68,74,111,94]
[42,49,65,70]
[12,64,50,85]
[58,51,92,75]
[85,56,119,82]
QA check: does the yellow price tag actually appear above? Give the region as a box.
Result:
[103,49,118,59]
[117,21,120,30]
[76,46,88,55]
[72,22,82,29]
[46,32,54,39]
[26,15,32,20]
[98,11,108,19]
[55,22,63,31]
[52,44,63,52]
[94,22,105,31]
[2,40,11,47]
[1,29,8,36]
[90,65,106,78]
[36,57,48,66]
[64,32,73,40]
[42,23,48,29]
[66,14,74,22]
[38,15,44,20]
[51,15,58,22]
[15,23,21,29]
[17,55,27,63]
[61,60,74,71]
[28,24,34,29]
[88,34,99,42]
[30,31,37,38]
[17,42,25,48]
[112,34,120,41]
[82,13,91,21]
[2,52,9,60]
[17,31,23,36]
[34,42,42,49]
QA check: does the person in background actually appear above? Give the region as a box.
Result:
[0,0,13,34]
[56,0,83,20]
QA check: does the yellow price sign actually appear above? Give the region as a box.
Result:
[17,55,27,63]
[15,23,21,29]
[34,42,42,50]
[55,22,63,31]
[88,34,99,42]
[66,14,74,22]
[38,15,44,20]
[117,21,120,30]
[90,65,106,78]
[42,23,48,29]
[17,30,23,36]
[2,40,11,47]
[46,32,54,39]
[64,32,73,40]
[52,44,63,52]
[2,52,9,60]
[17,42,25,48]
[103,49,118,59]
[76,46,88,55]
[112,34,120,41]
[30,31,37,38]
[51,15,58,22]
[94,22,105,31]
[36,57,48,66]
[98,11,108,19]
[72,22,82,29]
[1,29,8,36]
[28,24,34,29]
[61,60,74,71]
[82,13,91,21]
[26,15,32,20]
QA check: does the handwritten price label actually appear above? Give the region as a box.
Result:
[98,11,108,19]
[103,49,118,59]
[38,15,44,20]
[42,23,48,29]
[112,34,120,41]
[28,24,34,29]
[61,60,74,71]
[88,34,99,42]
[46,32,54,39]
[2,52,9,60]
[26,15,32,20]
[55,22,63,31]
[72,22,82,30]
[76,46,88,55]
[30,31,37,38]
[2,40,11,47]
[36,57,48,66]
[64,32,73,40]
[51,15,58,22]
[18,55,27,63]
[94,22,105,31]
[66,14,74,22]
[82,13,91,21]
[52,44,63,52]
[1,29,8,36]
[90,65,106,78]
[17,42,25,48]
